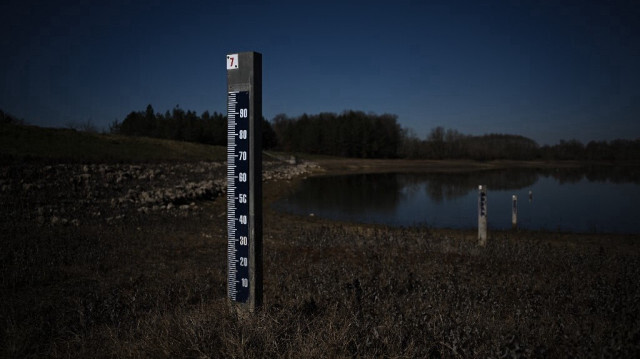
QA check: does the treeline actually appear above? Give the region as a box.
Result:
[539,139,640,161]
[112,105,227,145]
[108,105,640,161]
[111,105,277,148]
[0,109,25,125]
[400,127,539,160]
[271,111,402,158]
[401,127,640,161]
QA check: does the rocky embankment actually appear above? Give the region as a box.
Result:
[0,161,318,227]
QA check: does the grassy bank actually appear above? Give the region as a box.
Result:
[0,123,225,162]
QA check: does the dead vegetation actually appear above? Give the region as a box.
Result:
[1,160,639,358]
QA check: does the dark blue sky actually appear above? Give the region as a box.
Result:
[1,0,639,144]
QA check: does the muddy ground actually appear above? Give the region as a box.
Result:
[1,159,639,358]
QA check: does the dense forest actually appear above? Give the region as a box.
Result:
[3,106,639,161]
[401,127,640,161]
[111,105,278,149]
[270,111,402,158]
[399,127,539,160]
[111,105,639,161]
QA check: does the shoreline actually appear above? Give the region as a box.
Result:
[264,158,640,244]
[306,157,640,175]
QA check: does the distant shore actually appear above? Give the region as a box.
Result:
[306,157,640,175]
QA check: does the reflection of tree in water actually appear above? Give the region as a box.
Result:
[539,165,640,184]
[285,166,640,211]
[289,173,404,215]
[538,167,584,184]
[416,166,640,203]
[414,169,539,203]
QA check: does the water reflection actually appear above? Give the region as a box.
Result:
[274,166,640,233]
[288,173,406,215]
[415,169,539,203]
[539,165,640,184]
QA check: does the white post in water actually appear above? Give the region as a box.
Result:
[512,195,518,230]
[478,185,488,246]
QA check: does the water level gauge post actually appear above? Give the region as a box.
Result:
[478,185,488,246]
[512,195,518,230]
[226,52,263,313]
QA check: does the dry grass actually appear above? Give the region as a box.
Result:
[0,123,226,163]
[1,161,639,358]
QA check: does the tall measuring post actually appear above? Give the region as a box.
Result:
[227,52,262,312]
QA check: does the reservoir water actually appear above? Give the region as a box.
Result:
[273,167,640,234]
